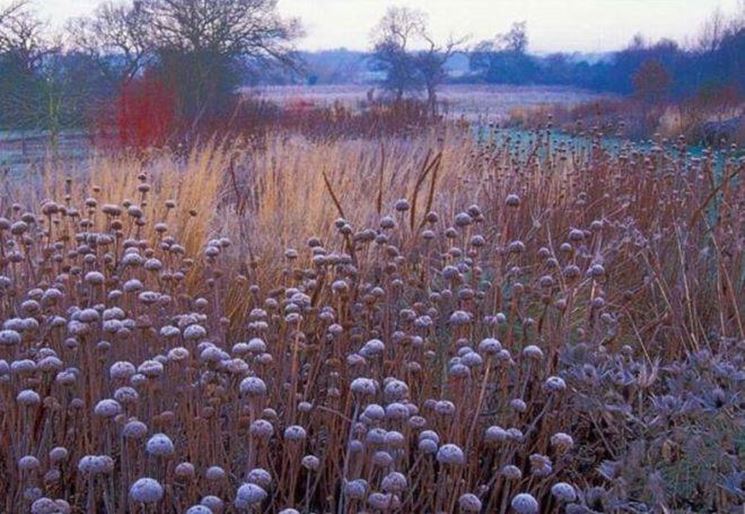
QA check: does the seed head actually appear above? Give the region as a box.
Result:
[458,493,482,512]
[551,482,577,502]
[234,483,267,509]
[129,478,164,504]
[511,493,539,514]
[436,443,465,466]
[146,433,175,457]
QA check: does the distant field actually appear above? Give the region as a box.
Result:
[246,84,611,121]
[1,85,609,176]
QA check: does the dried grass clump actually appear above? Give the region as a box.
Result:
[0,123,743,513]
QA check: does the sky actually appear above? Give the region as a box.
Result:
[32,0,745,53]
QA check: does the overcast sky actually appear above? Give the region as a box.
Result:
[34,0,744,53]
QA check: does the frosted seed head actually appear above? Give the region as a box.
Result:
[545,376,566,392]
[301,455,320,471]
[146,433,175,457]
[200,496,224,512]
[18,455,41,471]
[94,399,122,418]
[235,483,267,509]
[458,493,483,512]
[31,498,63,514]
[484,425,508,444]
[550,432,575,453]
[529,453,553,477]
[436,444,465,466]
[49,447,69,463]
[351,377,377,397]
[246,468,272,488]
[123,420,148,439]
[381,471,407,493]
[249,419,274,440]
[110,361,136,380]
[344,478,367,499]
[129,478,164,504]
[372,450,394,467]
[0,329,21,346]
[511,493,539,514]
[551,482,577,502]
[478,337,502,355]
[418,438,438,454]
[501,464,522,480]
[175,462,195,479]
[239,376,267,397]
[283,425,307,442]
[362,403,385,422]
[522,345,544,360]
[205,466,226,481]
[17,389,41,406]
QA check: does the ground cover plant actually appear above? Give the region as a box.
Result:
[0,117,744,513]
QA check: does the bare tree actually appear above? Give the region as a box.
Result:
[0,0,52,70]
[415,34,466,115]
[371,6,465,112]
[698,8,727,53]
[142,0,302,67]
[66,0,302,124]
[67,1,153,84]
[370,6,427,101]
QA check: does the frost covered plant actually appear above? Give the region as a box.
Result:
[0,130,743,513]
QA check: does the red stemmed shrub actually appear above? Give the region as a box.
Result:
[96,74,178,152]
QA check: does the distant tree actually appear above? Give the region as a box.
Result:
[0,2,51,130]
[501,21,528,54]
[633,58,671,104]
[414,34,465,115]
[470,22,537,84]
[0,0,51,70]
[370,7,465,113]
[370,6,426,101]
[67,1,153,86]
[698,8,727,53]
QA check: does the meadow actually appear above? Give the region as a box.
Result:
[0,108,744,514]
[249,84,610,122]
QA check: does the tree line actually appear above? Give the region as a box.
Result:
[369,6,745,107]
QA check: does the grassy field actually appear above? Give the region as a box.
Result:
[0,104,744,513]
[247,84,611,122]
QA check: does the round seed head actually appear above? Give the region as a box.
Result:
[246,468,272,488]
[344,478,368,499]
[381,471,407,493]
[283,425,307,442]
[146,433,175,457]
[129,478,164,504]
[511,493,539,514]
[234,483,267,509]
[205,466,226,481]
[301,455,320,471]
[94,399,122,418]
[351,377,377,397]
[458,493,483,512]
[545,376,566,392]
[551,482,577,502]
[436,443,465,466]
[239,376,267,397]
